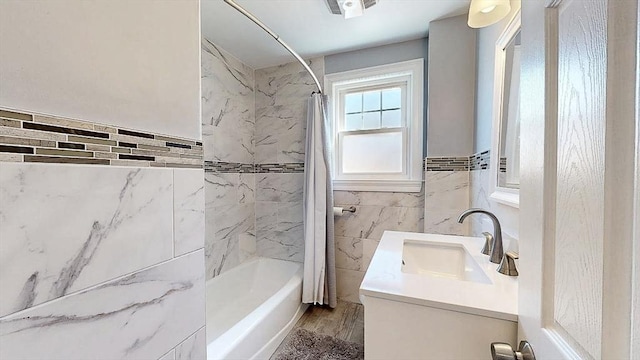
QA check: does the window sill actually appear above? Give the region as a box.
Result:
[332,179,422,193]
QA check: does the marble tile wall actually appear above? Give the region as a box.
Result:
[201,39,257,280]
[0,163,206,359]
[423,156,470,236]
[255,58,324,165]
[424,171,470,235]
[201,41,322,277]
[201,39,254,164]
[423,151,518,251]
[469,168,494,235]
[253,58,324,262]
[205,172,256,278]
[468,150,519,252]
[255,172,305,262]
[333,190,425,303]
[331,152,498,304]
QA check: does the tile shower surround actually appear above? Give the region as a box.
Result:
[252,57,324,268]
[202,37,324,280]
[204,159,304,279]
[202,39,258,280]
[201,39,255,165]
[0,109,203,168]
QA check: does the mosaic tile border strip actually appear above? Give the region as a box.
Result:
[470,150,490,171]
[425,157,470,171]
[0,109,203,168]
[204,161,305,173]
[256,163,305,173]
[204,161,254,173]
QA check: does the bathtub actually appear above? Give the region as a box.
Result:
[206,257,308,360]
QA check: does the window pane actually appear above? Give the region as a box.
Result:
[345,113,362,130]
[345,93,362,113]
[363,91,381,111]
[382,88,401,110]
[363,111,380,129]
[381,109,401,128]
[342,131,403,173]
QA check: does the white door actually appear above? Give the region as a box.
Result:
[518,0,639,359]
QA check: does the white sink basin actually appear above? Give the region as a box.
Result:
[360,231,518,322]
[402,239,491,284]
[360,232,518,360]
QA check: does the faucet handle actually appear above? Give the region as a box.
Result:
[497,251,519,276]
[481,232,493,256]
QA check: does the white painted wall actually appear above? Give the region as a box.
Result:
[427,14,476,157]
[0,0,201,140]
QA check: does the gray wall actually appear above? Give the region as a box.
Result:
[470,0,521,247]
[325,38,428,74]
[427,14,477,157]
[325,38,429,157]
[474,0,521,153]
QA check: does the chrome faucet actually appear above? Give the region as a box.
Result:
[457,208,504,264]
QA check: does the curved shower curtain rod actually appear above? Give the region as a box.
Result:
[223,0,323,94]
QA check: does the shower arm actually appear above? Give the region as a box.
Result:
[223,0,323,94]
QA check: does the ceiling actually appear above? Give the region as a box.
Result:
[201,0,470,69]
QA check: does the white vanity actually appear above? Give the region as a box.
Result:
[359,231,518,360]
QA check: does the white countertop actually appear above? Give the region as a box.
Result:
[359,231,518,322]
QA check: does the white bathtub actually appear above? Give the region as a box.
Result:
[206,257,308,360]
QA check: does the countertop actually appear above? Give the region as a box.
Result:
[359,231,518,322]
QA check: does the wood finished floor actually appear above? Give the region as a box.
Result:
[270,301,364,359]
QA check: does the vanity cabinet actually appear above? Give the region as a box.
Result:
[360,231,518,360]
[363,296,516,360]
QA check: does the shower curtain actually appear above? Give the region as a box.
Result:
[302,93,337,308]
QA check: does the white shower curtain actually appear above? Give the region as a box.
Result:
[302,93,337,308]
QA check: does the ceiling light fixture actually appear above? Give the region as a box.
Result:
[467,0,511,28]
[480,5,497,13]
[324,0,377,19]
[341,0,364,19]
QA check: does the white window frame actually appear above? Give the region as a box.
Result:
[325,59,424,192]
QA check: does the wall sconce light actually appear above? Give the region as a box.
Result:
[467,0,511,28]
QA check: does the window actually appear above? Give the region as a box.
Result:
[326,59,424,192]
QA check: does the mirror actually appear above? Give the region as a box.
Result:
[490,10,520,208]
[498,29,520,189]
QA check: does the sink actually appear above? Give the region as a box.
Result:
[361,232,518,360]
[402,239,491,284]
